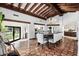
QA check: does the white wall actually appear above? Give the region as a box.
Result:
[47,11,79,31]
[0,7,47,39]
[47,12,77,24]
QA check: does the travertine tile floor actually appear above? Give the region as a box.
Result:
[16,37,78,56]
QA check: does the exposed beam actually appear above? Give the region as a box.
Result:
[57,5,79,12]
[11,3,14,6]
[47,13,56,18]
[37,4,47,14]
[41,8,52,16]
[51,3,64,15]
[0,3,46,20]
[24,3,31,11]
[43,10,53,17]
[33,4,43,13]
[46,13,54,17]
[45,3,63,17]
[18,3,22,9]
[57,3,79,6]
[44,10,52,17]
[39,6,49,15]
[29,3,38,12]
[35,4,46,14]
[26,3,35,11]
[38,6,49,15]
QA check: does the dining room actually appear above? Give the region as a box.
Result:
[0,3,78,56]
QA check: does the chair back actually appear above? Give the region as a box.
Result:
[36,33,44,44]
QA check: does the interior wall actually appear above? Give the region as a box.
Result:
[0,7,47,39]
[47,11,79,31]
[62,12,78,31]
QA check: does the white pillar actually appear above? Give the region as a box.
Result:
[60,15,64,42]
[28,24,30,49]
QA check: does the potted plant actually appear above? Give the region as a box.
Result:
[0,12,5,40]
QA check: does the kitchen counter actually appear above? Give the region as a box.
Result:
[64,31,76,37]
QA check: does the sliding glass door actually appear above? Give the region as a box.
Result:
[4,26,13,41]
[14,27,21,40]
[4,26,21,42]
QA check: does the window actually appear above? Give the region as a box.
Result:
[4,26,21,43]
[13,27,21,40]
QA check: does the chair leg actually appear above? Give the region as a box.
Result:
[37,43,40,47]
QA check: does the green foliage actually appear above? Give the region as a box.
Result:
[0,12,3,22]
[0,12,5,32]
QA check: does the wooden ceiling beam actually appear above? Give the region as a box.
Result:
[43,10,53,17]
[57,3,79,12]
[33,4,43,13]
[47,13,56,18]
[61,5,79,8]
[58,3,79,6]
[0,3,46,20]
[51,3,64,16]
[38,6,49,15]
[39,6,49,15]
[24,3,31,11]
[46,13,54,17]
[29,3,38,12]
[47,14,57,19]
[18,3,22,9]
[41,8,52,16]
[36,4,46,14]
[11,3,14,6]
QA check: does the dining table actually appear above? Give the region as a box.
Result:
[44,33,53,48]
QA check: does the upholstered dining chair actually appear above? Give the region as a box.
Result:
[36,33,47,48]
[49,33,62,43]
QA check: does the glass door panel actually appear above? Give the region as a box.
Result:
[14,27,21,40]
[4,26,21,42]
[4,27,13,42]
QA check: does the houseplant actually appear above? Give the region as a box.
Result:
[0,12,7,55]
[0,12,5,40]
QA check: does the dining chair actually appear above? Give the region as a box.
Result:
[49,33,62,43]
[36,33,47,48]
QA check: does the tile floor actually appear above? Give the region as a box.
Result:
[16,37,78,56]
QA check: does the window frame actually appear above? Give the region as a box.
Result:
[4,26,21,43]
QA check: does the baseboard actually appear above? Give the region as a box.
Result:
[30,38,36,40]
